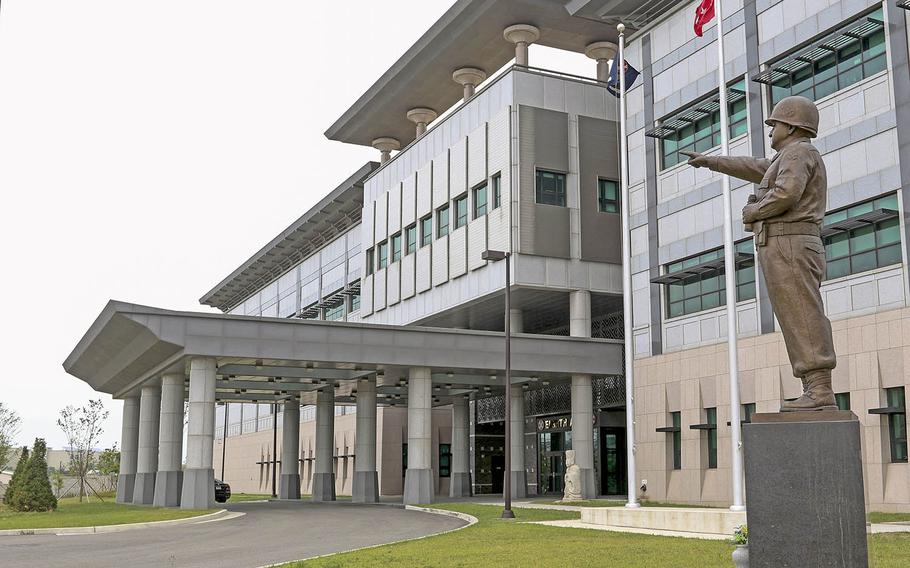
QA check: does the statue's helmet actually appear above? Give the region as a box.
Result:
[765,95,820,138]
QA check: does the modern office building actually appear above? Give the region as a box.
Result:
[65,0,910,512]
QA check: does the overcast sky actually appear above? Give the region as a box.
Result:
[0,1,592,451]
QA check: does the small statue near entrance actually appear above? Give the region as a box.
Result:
[562,449,582,501]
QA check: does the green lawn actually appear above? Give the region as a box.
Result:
[228,493,273,502]
[870,512,910,524]
[0,493,215,530]
[531,499,719,508]
[283,502,910,568]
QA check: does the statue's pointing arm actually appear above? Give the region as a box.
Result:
[681,151,771,184]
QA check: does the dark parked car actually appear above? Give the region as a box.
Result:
[215,479,231,503]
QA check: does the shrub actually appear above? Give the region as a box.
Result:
[3,446,28,506]
[732,524,748,545]
[9,439,57,512]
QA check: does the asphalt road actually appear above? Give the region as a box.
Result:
[0,500,466,567]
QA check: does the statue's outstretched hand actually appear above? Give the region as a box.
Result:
[680,151,710,168]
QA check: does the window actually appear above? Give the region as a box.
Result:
[405,224,418,255]
[658,79,748,169]
[391,233,402,263]
[835,392,851,411]
[420,216,432,247]
[823,194,901,280]
[707,408,718,469]
[325,304,344,321]
[769,8,885,106]
[454,194,468,229]
[536,170,566,206]
[492,173,502,209]
[665,240,756,318]
[671,411,681,470]
[886,388,907,463]
[473,183,488,219]
[437,206,449,237]
[598,179,620,213]
[365,248,374,276]
[351,292,360,312]
[439,443,451,477]
[742,403,756,423]
[377,241,388,269]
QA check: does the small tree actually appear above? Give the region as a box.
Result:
[97,444,120,492]
[57,399,108,502]
[3,446,28,506]
[9,439,56,512]
[52,469,65,498]
[0,402,22,471]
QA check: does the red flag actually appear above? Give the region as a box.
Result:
[694,0,716,37]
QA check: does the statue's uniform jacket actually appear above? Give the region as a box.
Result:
[706,139,836,378]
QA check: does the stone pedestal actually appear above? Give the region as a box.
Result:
[116,473,135,504]
[311,472,335,502]
[450,471,472,498]
[403,468,434,505]
[180,467,214,510]
[509,471,527,499]
[352,470,379,503]
[152,470,183,507]
[743,411,867,568]
[279,473,301,500]
[132,471,156,505]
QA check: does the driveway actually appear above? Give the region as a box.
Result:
[0,501,466,567]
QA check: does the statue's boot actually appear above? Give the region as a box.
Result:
[780,370,837,412]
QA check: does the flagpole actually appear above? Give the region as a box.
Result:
[617,22,639,510]
[715,0,746,513]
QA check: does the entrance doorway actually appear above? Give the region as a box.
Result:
[537,430,572,494]
[491,455,504,494]
[600,427,626,496]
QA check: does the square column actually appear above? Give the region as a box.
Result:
[404,366,433,505]
[353,377,379,503]
[153,373,185,507]
[132,383,161,505]
[570,290,596,499]
[509,385,527,499]
[449,397,471,497]
[116,396,140,503]
[279,397,301,499]
[181,357,216,509]
[311,389,336,502]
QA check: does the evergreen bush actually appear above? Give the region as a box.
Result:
[2,446,28,506]
[9,439,57,512]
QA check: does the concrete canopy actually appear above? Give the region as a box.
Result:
[64,301,622,406]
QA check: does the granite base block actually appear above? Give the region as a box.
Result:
[132,472,156,505]
[403,468,434,505]
[180,467,214,510]
[152,470,183,507]
[311,472,335,502]
[279,473,301,500]
[449,471,472,498]
[352,471,379,503]
[743,411,867,568]
[116,473,135,504]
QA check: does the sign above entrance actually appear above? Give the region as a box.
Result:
[537,416,571,432]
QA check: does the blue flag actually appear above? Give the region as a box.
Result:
[606,54,640,98]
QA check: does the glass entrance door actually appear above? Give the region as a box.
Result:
[538,430,572,494]
[600,427,626,496]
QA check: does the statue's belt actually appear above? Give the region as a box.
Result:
[757,221,821,246]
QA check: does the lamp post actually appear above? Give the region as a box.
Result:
[482,249,514,519]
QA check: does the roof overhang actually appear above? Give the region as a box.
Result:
[64,301,623,404]
[325,0,628,148]
[199,162,379,312]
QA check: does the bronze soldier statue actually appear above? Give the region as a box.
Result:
[682,96,837,411]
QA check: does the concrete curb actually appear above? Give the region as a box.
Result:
[255,505,477,568]
[0,508,228,537]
